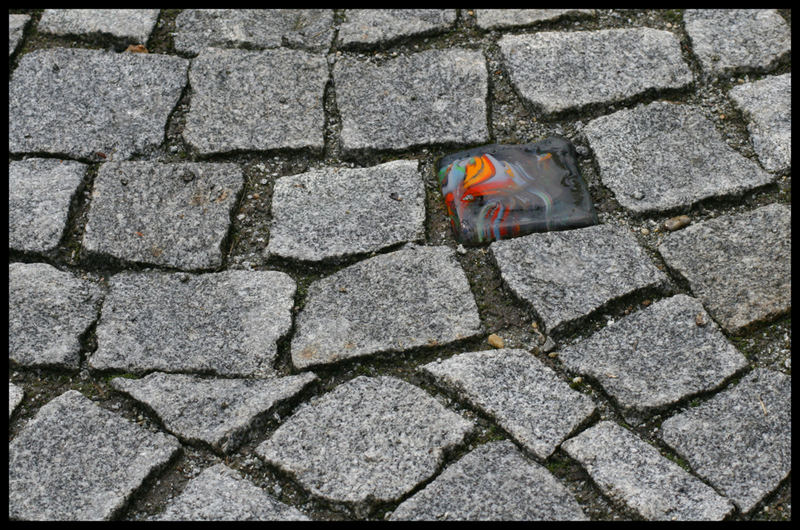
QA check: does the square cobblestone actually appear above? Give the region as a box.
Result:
[38,9,160,43]
[338,9,456,48]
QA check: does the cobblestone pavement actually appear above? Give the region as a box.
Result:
[8,9,791,521]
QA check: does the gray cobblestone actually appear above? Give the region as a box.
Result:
[38,9,160,43]
[339,9,456,47]
[475,9,594,30]
[9,14,30,56]
[9,382,24,419]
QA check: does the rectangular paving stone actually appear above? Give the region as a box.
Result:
[582,101,774,214]
[475,9,594,30]
[112,371,317,454]
[154,464,309,521]
[339,9,456,47]
[183,48,328,155]
[82,162,243,270]
[729,73,792,173]
[291,245,482,369]
[9,48,188,160]
[9,13,30,56]
[491,224,668,335]
[9,262,104,370]
[659,369,791,514]
[9,382,24,419]
[256,376,474,514]
[684,10,791,76]
[658,203,791,334]
[562,421,734,521]
[266,160,425,262]
[38,9,160,42]
[390,440,587,520]
[334,48,489,153]
[420,349,595,460]
[9,159,87,254]
[498,28,692,115]
[9,390,180,521]
[559,295,748,423]
[90,270,296,378]
[174,9,334,55]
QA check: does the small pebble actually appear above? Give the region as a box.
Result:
[695,312,708,327]
[487,334,504,349]
[664,215,690,231]
[640,227,650,235]
[572,376,583,384]
[456,244,467,255]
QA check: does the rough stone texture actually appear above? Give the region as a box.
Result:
[9,48,188,160]
[90,270,295,378]
[266,160,426,262]
[9,262,103,370]
[174,9,334,55]
[729,73,792,173]
[38,9,160,43]
[582,101,774,214]
[420,349,596,459]
[9,390,180,521]
[9,159,87,254]
[658,203,791,334]
[389,440,588,521]
[339,9,456,47]
[562,421,734,521]
[334,48,489,153]
[475,9,594,30]
[660,369,791,514]
[559,295,749,423]
[256,376,474,513]
[291,245,482,369]
[498,28,692,115]
[684,9,791,76]
[491,224,667,334]
[9,14,29,56]
[183,48,328,155]
[155,464,309,521]
[9,382,24,419]
[82,162,243,270]
[112,372,317,454]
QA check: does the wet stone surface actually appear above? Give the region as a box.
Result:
[90,270,295,377]
[475,9,594,30]
[562,421,735,521]
[266,160,426,262]
[9,262,104,370]
[9,48,188,160]
[38,9,160,43]
[658,203,791,335]
[9,13,30,56]
[9,390,181,521]
[583,101,774,214]
[420,349,596,460]
[339,9,457,48]
[389,440,588,521]
[659,369,791,514]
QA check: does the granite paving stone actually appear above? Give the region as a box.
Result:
[683,9,791,76]
[659,369,791,514]
[154,463,309,521]
[582,101,774,214]
[82,162,243,270]
[498,28,692,115]
[9,382,24,420]
[9,390,180,521]
[9,48,188,160]
[420,349,596,459]
[90,270,295,378]
[9,14,30,56]
[9,158,87,254]
[38,9,160,43]
[266,160,426,262]
[491,224,667,334]
[112,372,317,454]
[338,9,456,47]
[291,245,482,369]
[256,376,474,513]
[559,295,749,423]
[729,73,792,173]
[174,9,334,55]
[183,48,328,155]
[334,48,489,153]
[389,440,587,520]
[562,421,735,521]
[475,9,594,30]
[658,203,791,334]
[9,262,104,370]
